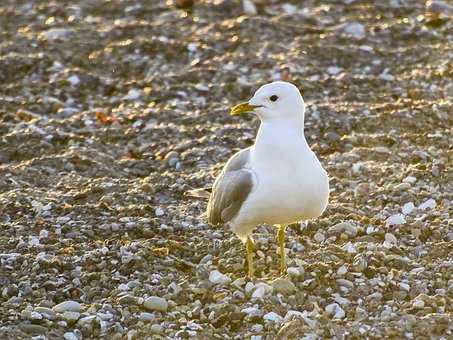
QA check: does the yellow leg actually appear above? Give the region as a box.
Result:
[277,225,287,274]
[246,236,255,278]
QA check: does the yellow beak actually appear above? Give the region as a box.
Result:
[230,102,257,116]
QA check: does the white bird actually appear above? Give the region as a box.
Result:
[207,81,329,277]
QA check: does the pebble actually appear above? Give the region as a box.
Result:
[139,312,155,322]
[67,75,80,86]
[209,270,231,285]
[325,303,346,319]
[150,324,164,334]
[402,202,415,215]
[287,267,304,277]
[412,299,425,309]
[39,28,74,40]
[271,278,296,295]
[263,311,283,323]
[64,332,78,340]
[34,307,56,320]
[394,182,411,192]
[62,311,80,323]
[328,221,358,238]
[144,296,168,312]
[241,307,262,317]
[418,198,436,210]
[327,66,342,75]
[384,233,398,246]
[342,22,366,40]
[313,232,325,243]
[155,207,165,216]
[53,300,82,313]
[242,0,257,15]
[251,324,264,332]
[403,176,417,183]
[386,214,406,226]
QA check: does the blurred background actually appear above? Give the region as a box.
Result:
[0,0,452,339]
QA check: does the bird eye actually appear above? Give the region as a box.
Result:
[270,95,278,102]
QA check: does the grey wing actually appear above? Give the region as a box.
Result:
[207,148,254,225]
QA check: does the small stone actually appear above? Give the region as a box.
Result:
[384,233,397,246]
[144,296,168,312]
[325,303,345,319]
[337,265,348,276]
[394,182,411,192]
[403,176,417,184]
[62,311,80,323]
[155,207,165,216]
[251,324,264,332]
[263,311,283,323]
[53,300,82,313]
[139,312,155,322]
[402,202,415,215]
[313,232,325,243]
[327,66,342,75]
[123,88,141,100]
[413,299,425,309]
[67,75,80,86]
[242,0,257,15]
[328,221,358,238]
[251,286,266,299]
[39,28,74,40]
[35,307,56,320]
[418,198,436,211]
[342,22,366,40]
[271,278,296,295]
[241,307,262,317]
[64,332,78,340]
[209,270,231,285]
[245,282,255,294]
[399,283,410,292]
[386,214,406,226]
[150,324,163,334]
[287,267,304,277]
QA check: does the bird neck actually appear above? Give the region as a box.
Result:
[254,118,308,151]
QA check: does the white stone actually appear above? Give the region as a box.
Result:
[325,303,345,319]
[53,300,82,313]
[386,214,406,226]
[337,265,348,275]
[123,89,141,100]
[155,207,164,216]
[251,324,264,332]
[245,282,255,294]
[413,299,425,309]
[243,0,257,15]
[251,286,266,299]
[343,22,366,40]
[287,267,303,277]
[418,198,436,211]
[384,233,397,245]
[263,311,283,323]
[399,282,410,292]
[327,66,342,75]
[144,296,168,312]
[284,310,304,321]
[63,332,78,340]
[313,232,325,243]
[241,307,262,317]
[67,75,80,86]
[403,176,417,183]
[209,270,231,285]
[343,242,357,254]
[282,4,297,15]
[402,202,415,215]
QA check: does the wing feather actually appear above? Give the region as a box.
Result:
[207,148,253,225]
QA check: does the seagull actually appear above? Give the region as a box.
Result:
[207,81,329,278]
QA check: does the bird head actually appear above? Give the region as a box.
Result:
[231,81,305,123]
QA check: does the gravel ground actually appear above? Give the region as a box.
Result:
[1,0,452,339]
